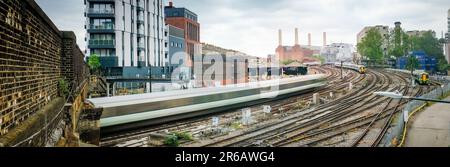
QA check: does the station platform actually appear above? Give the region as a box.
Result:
[405,96,450,147]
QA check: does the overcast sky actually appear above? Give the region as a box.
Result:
[36,0,449,57]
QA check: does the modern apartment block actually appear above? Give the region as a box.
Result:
[164,2,200,67]
[165,25,185,68]
[84,0,166,74]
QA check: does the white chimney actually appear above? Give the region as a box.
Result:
[323,32,327,46]
[308,33,311,47]
[295,28,299,45]
[278,29,283,46]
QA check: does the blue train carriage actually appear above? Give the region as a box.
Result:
[415,72,430,85]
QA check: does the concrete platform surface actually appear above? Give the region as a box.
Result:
[405,97,450,147]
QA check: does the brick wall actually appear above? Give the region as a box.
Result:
[0,0,88,137]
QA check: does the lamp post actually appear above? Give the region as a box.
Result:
[374,91,450,104]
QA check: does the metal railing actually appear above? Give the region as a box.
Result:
[87,8,114,14]
[380,81,450,147]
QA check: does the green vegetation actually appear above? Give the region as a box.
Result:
[163,134,180,147]
[281,59,296,65]
[357,28,384,63]
[358,23,448,72]
[313,54,325,64]
[163,132,193,147]
[406,56,419,72]
[88,54,101,74]
[175,132,193,141]
[58,79,69,98]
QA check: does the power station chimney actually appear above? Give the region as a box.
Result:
[308,33,312,47]
[323,32,327,46]
[278,29,283,46]
[295,28,299,45]
[169,0,173,7]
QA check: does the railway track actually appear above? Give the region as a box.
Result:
[199,68,426,147]
[100,66,361,147]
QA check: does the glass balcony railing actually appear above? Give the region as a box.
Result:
[137,15,144,23]
[137,2,145,11]
[88,8,115,15]
[89,24,115,30]
[137,29,145,36]
[138,42,145,50]
[89,39,115,48]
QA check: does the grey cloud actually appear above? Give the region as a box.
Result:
[36,0,449,57]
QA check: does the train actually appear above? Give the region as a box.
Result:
[88,74,327,134]
[415,72,430,85]
[334,62,366,74]
[249,66,308,77]
[282,66,308,76]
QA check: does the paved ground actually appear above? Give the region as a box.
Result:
[405,97,450,147]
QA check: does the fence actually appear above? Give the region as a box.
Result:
[380,81,450,147]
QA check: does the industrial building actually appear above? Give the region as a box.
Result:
[199,43,253,86]
[275,28,323,64]
[397,51,437,73]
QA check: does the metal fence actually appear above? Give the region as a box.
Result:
[380,81,450,147]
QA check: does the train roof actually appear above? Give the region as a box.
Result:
[88,74,326,108]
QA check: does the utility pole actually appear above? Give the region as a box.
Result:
[341,61,343,79]
[149,66,152,93]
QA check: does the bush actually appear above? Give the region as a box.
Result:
[58,79,69,98]
[164,134,180,147]
[175,132,193,141]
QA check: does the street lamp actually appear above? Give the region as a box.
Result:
[374,91,450,104]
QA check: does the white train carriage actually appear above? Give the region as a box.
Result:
[334,62,366,74]
[88,74,327,134]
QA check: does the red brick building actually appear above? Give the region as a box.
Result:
[275,28,320,63]
[165,2,200,66]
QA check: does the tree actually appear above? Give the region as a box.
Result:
[390,25,405,57]
[357,28,384,63]
[410,31,448,72]
[406,55,419,71]
[88,54,101,74]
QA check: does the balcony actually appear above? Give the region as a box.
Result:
[87,8,115,18]
[88,39,115,49]
[88,24,115,33]
[137,56,146,67]
[138,42,145,51]
[87,0,115,2]
[137,29,145,38]
[137,15,144,24]
[136,2,145,11]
